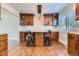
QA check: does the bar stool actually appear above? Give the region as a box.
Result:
[26,34,35,47]
[44,32,51,46]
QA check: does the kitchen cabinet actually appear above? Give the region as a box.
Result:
[53,13,59,26]
[20,31,34,43]
[20,32,26,43]
[0,3,1,20]
[20,13,34,26]
[68,33,79,56]
[20,32,43,47]
[44,14,53,26]
[35,32,43,47]
[76,3,79,20]
[20,32,59,47]
[43,13,59,26]
[0,34,8,56]
[51,32,59,42]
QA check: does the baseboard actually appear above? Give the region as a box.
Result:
[59,40,67,49]
[59,39,67,46]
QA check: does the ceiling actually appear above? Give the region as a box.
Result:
[10,3,69,14]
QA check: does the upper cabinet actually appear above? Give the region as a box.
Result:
[53,13,59,26]
[43,13,59,26]
[20,13,35,26]
[0,3,1,20]
[43,14,53,26]
[75,3,79,21]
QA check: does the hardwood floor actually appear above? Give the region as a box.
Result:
[8,42,69,56]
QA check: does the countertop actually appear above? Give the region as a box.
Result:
[20,28,79,35]
[59,29,79,34]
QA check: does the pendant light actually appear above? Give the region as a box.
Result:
[37,5,42,20]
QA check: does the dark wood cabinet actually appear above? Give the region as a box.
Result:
[0,34,8,56]
[20,13,34,26]
[68,33,79,56]
[76,3,79,20]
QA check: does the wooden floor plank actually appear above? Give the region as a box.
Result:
[8,42,69,56]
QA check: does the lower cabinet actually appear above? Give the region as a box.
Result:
[0,34,8,56]
[68,33,79,56]
[20,32,26,43]
[51,32,59,42]
[0,50,7,56]
[35,32,43,47]
[20,32,59,47]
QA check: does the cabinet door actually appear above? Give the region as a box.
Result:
[76,3,79,20]
[20,14,34,26]
[0,3,1,20]
[44,15,49,25]
[51,32,58,42]
[0,50,7,56]
[44,15,53,26]
[68,40,78,56]
[52,13,58,26]
[20,15,26,25]
[20,32,25,43]
[78,43,79,55]
[29,16,33,25]
[35,33,43,47]
[25,16,30,25]
[0,40,7,52]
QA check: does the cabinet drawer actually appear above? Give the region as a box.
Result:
[0,34,7,41]
[36,36,43,39]
[0,40,7,52]
[35,33,43,38]
[68,34,79,41]
[0,50,7,56]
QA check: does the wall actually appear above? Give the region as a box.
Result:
[1,3,19,16]
[0,4,20,50]
[59,3,75,46]
[59,32,68,46]
[59,3,79,29]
